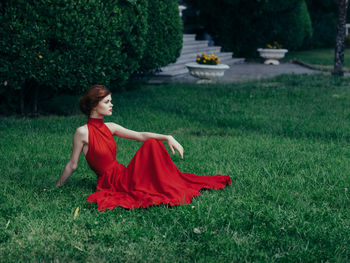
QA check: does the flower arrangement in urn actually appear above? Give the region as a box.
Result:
[257,41,288,65]
[196,53,220,65]
[266,41,283,49]
[186,53,229,84]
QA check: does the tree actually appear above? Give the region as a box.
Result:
[333,0,349,76]
[186,0,312,57]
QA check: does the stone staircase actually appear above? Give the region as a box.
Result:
[156,34,245,77]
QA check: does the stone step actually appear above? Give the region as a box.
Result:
[158,67,189,76]
[225,58,245,65]
[181,41,210,51]
[182,39,209,46]
[181,46,222,55]
[183,34,196,41]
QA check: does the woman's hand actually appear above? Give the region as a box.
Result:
[167,136,184,159]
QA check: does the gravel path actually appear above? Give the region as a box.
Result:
[148,62,326,84]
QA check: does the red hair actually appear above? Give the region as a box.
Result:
[79,85,111,116]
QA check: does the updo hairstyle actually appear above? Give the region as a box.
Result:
[79,85,111,116]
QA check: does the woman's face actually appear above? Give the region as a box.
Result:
[92,94,113,117]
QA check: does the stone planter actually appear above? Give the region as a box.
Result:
[257,48,288,65]
[185,62,230,83]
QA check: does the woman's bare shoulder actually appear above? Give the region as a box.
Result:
[105,122,118,128]
[75,125,88,138]
[105,121,124,128]
[105,122,123,135]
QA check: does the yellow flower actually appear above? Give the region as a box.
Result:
[217,60,220,63]
[38,55,43,59]
[203,60,206,63]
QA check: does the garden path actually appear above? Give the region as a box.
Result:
[148,62,329,84]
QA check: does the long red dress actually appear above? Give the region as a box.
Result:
[85,118,231,211]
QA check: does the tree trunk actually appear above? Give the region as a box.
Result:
[33,84,38,117]
[20,87,25,116]
[333,0,349,76]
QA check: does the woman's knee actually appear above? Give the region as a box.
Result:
[143,138,158,147]
[144,138,157,144]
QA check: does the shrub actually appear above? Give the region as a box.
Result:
[186,0,312,57]
[0,0,148,114]
[138,0,183,73]
[303,0,338,49]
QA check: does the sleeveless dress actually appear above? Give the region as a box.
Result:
[85,118,231,211]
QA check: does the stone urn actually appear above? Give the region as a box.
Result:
[257,48,288,65]
[185,62,230,83]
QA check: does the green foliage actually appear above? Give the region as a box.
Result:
[304,0,338,49]
[187,0,312,57]
[0,0,149,114]
[275,0,312,51]
[0,0,183,114]
[138,0,182,73]
[0,0,148,93]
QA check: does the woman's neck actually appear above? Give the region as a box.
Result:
[89,113,103,119]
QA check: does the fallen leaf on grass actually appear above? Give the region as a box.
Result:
[74,245,85,252]
[345,188,349,200]
[73,207,79,220]
[193,228,201,234]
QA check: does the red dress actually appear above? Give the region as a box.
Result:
[85,118,231,211]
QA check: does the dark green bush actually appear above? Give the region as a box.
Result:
[270,0,312,50]
[187,0,312,57]
[138,0,183,73]
[0,0,148,114]
[303,0,338,49]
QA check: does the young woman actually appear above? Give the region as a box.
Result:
[56,85,231,211]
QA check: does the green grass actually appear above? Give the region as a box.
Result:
[284,48,350,72]
[1,74,350,262]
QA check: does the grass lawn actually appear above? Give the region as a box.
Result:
[284,48,350,72]
[1,74,350,262]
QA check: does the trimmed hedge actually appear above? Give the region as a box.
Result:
[0,0,183,114]
[139,0,183,73]
[187,0,312,57]
[0,0,148,94]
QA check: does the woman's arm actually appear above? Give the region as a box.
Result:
[107,123,184,158]
[55,128,86,187]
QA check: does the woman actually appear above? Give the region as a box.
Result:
[56,85,231,210]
